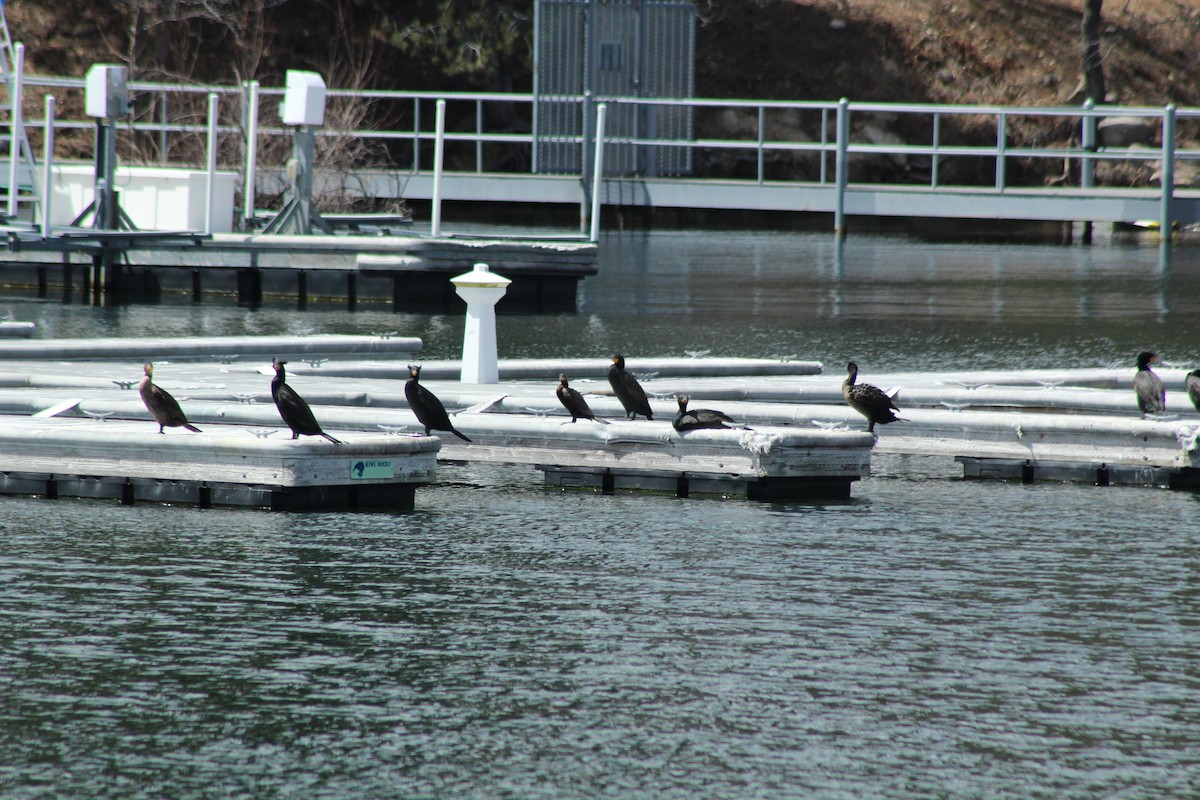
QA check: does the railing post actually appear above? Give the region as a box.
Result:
[243,81,260,227]
[431,98,446,237]
[1160,103,1176,242]
[159,91,168,165]
[834,97,849,238]
[580,91,594,236]
[40,94,54,239]
[931,112,940,188]
[757,105,765,184]
[204,93,219,236]
[995,112,1007,190]
[589,103,606,243]
[6,43,23,219]
[819,107,829,184]
[476,98,483,173]
[1080,99,1096,189]
[413,98,421,172]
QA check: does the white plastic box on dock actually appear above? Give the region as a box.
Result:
[0,417,439,510]
[49,163,238,232]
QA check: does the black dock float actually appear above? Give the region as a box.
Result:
[956,456,1186,488]
[539,464,859,501]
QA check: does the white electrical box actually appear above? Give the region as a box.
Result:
[85,64,131,119]
[281,70,326,126]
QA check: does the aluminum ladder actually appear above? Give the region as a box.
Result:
[0,5,39,223]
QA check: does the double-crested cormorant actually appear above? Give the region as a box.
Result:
[405,365,472,442]
[556,373,602,423]
[1133,351,1166,417]
[842,361,902,433]
[608,353,653,420]
[271,359,342,444]
[672,395,735,432]
[138,362,201,434]
[1187,369,1200,414]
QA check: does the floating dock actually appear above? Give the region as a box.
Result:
[0,333,423,363]
[1,229,599,309]
[0,416,439,510]
[423,416,872,500]
[0,344,1196,508]
[0,348,866,504]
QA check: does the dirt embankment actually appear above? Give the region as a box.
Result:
[690,0,1200,186]
[9,0,1200,186]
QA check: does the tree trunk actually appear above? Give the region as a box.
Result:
[1082,0,1106,103]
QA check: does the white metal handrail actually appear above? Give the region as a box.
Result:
[14,73,1200,237]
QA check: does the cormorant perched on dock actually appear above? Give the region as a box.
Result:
[608,353,653,420]
[270,359,342,444]
[842,362,902,433]
[1133,351,1166,417]
[672,395,736,432]
[1187,369,1200,414]
[138,362,201,434]
[556,373,604,423]
[405,365,472,442]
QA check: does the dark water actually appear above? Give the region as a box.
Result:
[1,229,1199,798]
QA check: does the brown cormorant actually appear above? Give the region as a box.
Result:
[556,373,603,423]
[1133,351,1166,417]
[405,365,472,442]
[1187,369,1200,414]
[138,362,201,434]
[607,353,653,420]
[672,395,736,432]
[842,362,902,433]
[271,359,342,444]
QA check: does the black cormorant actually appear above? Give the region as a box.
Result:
[842,362,902,433]
[138,362,201,434]
[607,353,653,420]
[556,373,602,423]
[271,359,342,444]
[1133,351,1166,417]
[405,365,472,442]
[672,395,736,432]
[1187,369,1200,414]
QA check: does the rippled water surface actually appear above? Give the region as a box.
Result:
[1,228,1199,798]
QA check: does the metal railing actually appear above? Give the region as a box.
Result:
[12,73,1200,239]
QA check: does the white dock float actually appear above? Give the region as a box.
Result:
[1,352,1197,494]
[0,333,422,362]
[0,417,439,510]
[428,417,873,500]
[0,322,36,338]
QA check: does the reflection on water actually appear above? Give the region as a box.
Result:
[0,230,1199,798]
[5,229,1199,374]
